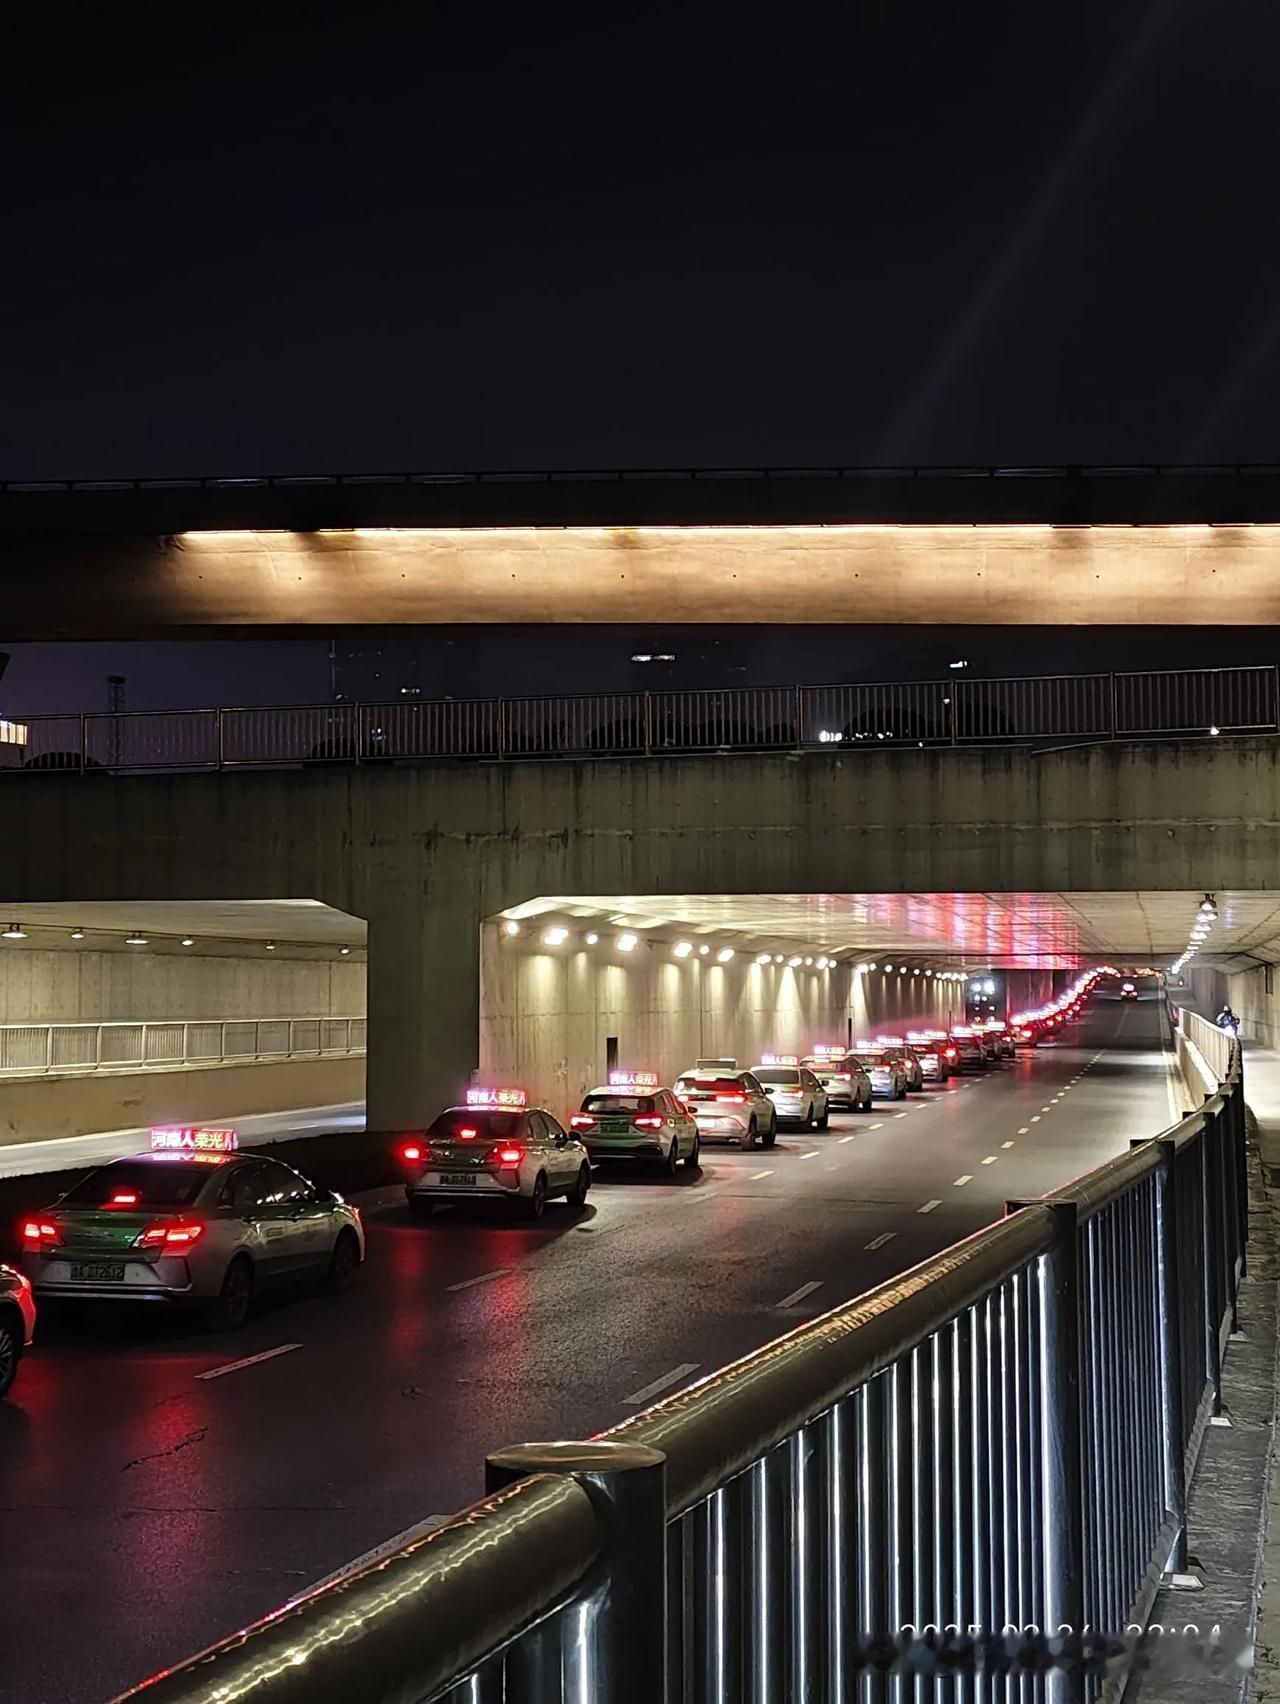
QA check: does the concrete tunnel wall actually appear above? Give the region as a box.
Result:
[479,922,974,1114]
[0,948,366,1024]
[0,737,1273,1130]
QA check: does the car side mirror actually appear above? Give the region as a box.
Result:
[554,1132,568,1147]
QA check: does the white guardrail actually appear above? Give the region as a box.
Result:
[1174,1005,1234,1099]
[0,1016,367,1078]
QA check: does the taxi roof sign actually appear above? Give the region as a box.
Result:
[809,1044,845,1058]
[609,1070,659,1088]
[760,1053,799,1066]
[150,1126,239,1153]
[465,1086,528,1109]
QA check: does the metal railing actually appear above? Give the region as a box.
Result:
[0,1015,366,1078]
[120,1021,1248,1704]
[6,664,1279,775]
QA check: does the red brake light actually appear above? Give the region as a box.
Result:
[139,1220,206,1251]
[108,1190,140,1207]
[399,1142,425,1163]
[569,1114,596,1129]
[944,1047,957,1059]
[494,1145,525,1167]
[457,1126,479,1141]
[633,1115,664,1130]
[20,1218,60,1250]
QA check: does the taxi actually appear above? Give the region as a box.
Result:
[948,1027,989,1072]
[753,1055,830,1130]
[401,1088,591,1220]
[19,1127,365,1332]
[984,1020,1015,1060]
[803,1045,874,1113]
[570,1071,700,1173]
[850,1040,909,1100]
[878,1035,925,1092]
[1120,980,1138,1000]
[673,1063,778,1148]
[906,1029,957,1084]
[0,1264,35,1401]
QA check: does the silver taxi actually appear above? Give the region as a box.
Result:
[752,1056,830,1129]
[803,1048,874,1112]
[401,1090,591,1220]
[674,1064,778,1148]
[0,1264,36,1401]
[19,1128,365,1331]
[850,1042,909,1100]
[570,1073,700,1173]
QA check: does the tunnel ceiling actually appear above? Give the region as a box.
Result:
[0,899,366,954]
[503,891,1277,970]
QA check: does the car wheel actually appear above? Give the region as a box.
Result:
[817,1107,830,1131]
[762,1114,778,1149]
[857,1091,873,1113]
[803,1101,815,1130]
[664,1139,680,1178]
[0,1312,19,1401]
[684,1132,701,1170]
[408,1197,434,1221]
[205,1255,253,1333]
[324,1229,361,1294]
[524,1173,548,1220]
[896,1081,907,1100]
[745,1119,758,1149]
[568,1164,590,1210]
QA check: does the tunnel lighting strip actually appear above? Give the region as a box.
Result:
[1169,892,1217,975]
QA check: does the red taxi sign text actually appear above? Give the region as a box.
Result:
[809,1044,845,1059]
[150,1126,239,1154]
[760,1053,799,1066]
[465,1087,528,1110]
[608,1070,659,1089]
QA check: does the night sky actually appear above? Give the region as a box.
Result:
[4,5,1279,706]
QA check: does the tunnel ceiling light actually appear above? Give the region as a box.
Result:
[867,963,878,972]
[698,944,710,956]
[542,926,569,946]
[673,941,694,958]
[125,931,148,946]
[503,920,520,937]
[2,922,25,941]
[774,953,784,964]
[617,933,638,952]
[585,931,599,945]
[717,947,735,963]
[181,936,194,947]
[912,968,921,975]
[265,940,277,951]
[340,945,352,955]
[788,955,803,968]
[1209,724,1221,736]
[755,952,772,965]
[804,956,813,966]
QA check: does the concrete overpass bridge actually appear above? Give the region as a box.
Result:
[1,734,1276,1129]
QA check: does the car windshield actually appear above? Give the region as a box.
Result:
[428,1109,523,1140]
[59,1160,214,1208]
[583,1095,656,1114]
[676,1076,741,1095]
[754,1068,801,1086]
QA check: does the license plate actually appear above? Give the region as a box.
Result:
[600,1121,631,1135]
[70,1262,125,1282]
[442,1173,477,1186]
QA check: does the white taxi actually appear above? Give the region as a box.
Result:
[674,1063,778,1148]
[400,1089,591,1221]
[752,1055,830,1130]
[906,1030,957,1084]
[571,1071,701,1173]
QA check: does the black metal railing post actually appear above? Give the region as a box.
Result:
[486,1441,669,1704]
[1153,1136,1189,1573]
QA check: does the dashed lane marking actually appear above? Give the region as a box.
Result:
[918,1199,942,1214]
[776,1280,824,1309]
[1017,1126,1030,1135]
[624,1362,701,1406]
[867,1122,884,1130]
[749,1169,774,1179]
[954,1174,973,1187]
[296,1515,454,1599]
[800,1151,820,1161]
[1001,1140,1015,1149]
[838,1134,858,1145]
[981,1155,998,1165]
[197,1343,302,1381]
[1030,1115,1042,1123]
[865,1232,896,1251]
[447,1269,513,1292]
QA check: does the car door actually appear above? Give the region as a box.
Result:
[741,1073,769,1125]
[663,1091,693,1155]
[538,1111,578,1187]
[800,1068,825,1114]
[255,1159,332,1275]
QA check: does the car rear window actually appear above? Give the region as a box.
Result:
[583,1095,655,1114]
[754,1068,801,1086]
[851,1053,886,1068]
[59,1160,213,1207]
[427,1109,523,1140]
[676,1076,741,1095]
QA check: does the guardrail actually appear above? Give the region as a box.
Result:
[6,664,1279,774]
[0,1016,366,1078]
[120,1034,1248,1703]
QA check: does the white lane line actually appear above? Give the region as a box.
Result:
[892,1112,909,1120]
[838,1134,858,1145]
[799,1150,820,1161]
[1040,1105,1052,1112]
[865,1232,896,1251]
[1030,1115,1042,1123]
[624,1362,701,1406]
[981,1155,998,1165]
[749,1168,774,1180]
[953,1174,973,1186]
[446,1268,512,1292]
[776,1280,824,1309]
[867,1121,883,1130]
[918,1199,943,1214]
[297,1514,454,1599]
[1017,1126,1030,1135]
[1001,1140,1015,1150]
[197,1343,302,1381]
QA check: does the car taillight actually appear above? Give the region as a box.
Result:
[493,1145,525,1167]
[138,1220,206,1251]
[456,1126,479,1141]
[20,1219,60,1252]
[634,1115,665,1130]
[716,1094,747,1104]
[569,1114,596,1129]
[944,1047,957,1059]
[108,1190,140,1207]
[399,1141,431,1164]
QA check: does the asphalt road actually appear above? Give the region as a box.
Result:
[0,992,1179,1703]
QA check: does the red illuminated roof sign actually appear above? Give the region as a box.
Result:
[150,1126,239,1153]
[466,1087,529,1110]
[609,1071,659,1088]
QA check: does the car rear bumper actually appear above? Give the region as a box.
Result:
[584,1138,666,1161]
[691,1114,750,1141]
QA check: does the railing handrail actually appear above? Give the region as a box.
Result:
[0,1014,367,1078]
